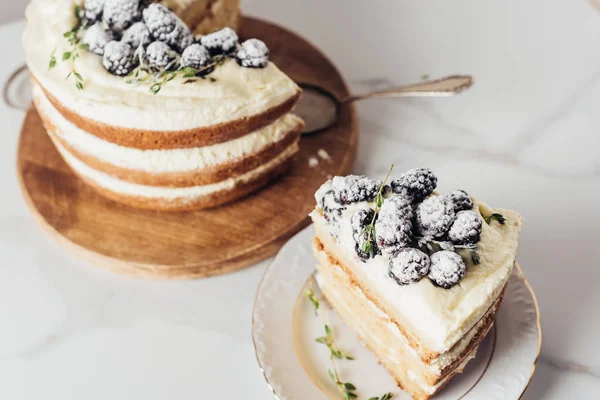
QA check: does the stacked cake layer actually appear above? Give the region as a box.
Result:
[310,172,523,399]
[24,0,303,211]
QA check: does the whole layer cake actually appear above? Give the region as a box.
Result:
[310,168,523,399]
[24,0,302,211]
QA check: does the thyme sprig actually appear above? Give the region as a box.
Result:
[484,213,506,225]
[360,164,395,257]
[50,5,86,90]
[127,52,227,94]
[416,237,481,265]
[306,284,357,400]
[368,394,394,400]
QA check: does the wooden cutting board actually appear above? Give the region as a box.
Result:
[17,17,358,279]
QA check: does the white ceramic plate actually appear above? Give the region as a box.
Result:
[252,226,541,400]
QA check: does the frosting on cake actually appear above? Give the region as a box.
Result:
[23,0,300,131]
[310,179,523,353]
[54,140,298,200]
[33,83,302,173]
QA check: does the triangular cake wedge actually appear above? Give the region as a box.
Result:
[309,170,523,400]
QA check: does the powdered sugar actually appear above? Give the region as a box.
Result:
[83,22,113,55]
[429,251,466,289]
[332,175,380,204]
[200,27,239,54]
[375,195,413,253]
[416,195,456,238]
[181,43,211,69]
[448,210,482,245]
[236,39,269,68]
[389,248,431,285]
[103,0,140,32]
[122,21,151,50]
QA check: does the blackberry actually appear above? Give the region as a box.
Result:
[102,40,137,76]
[375,195,413,254]
[103,0,140,32]
[391,168,437,202]
[236,39,269,68]
[332,175,381,205]
[415,195,456,238]
[449,190,473,212]
[200,27,239,55]
[122,21,151,50]
[145,41,176,69]
[448,211,482,245]
[83,0,105,24]
[351,208,379,260]
[181,44,212,70]
[143,3,193,52]
[388,248,430,285]
[429,251,466,289]
[83,22,114,56]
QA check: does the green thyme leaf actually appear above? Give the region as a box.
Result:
[76,81,83,90]
[62,51,72,61]
[485,213,506,225]
[343,383,356,390]
[471,249,481,265]
[315,337,328,344]
[48,56,57,70]
[328,369,335,382]
[347,393,357,399]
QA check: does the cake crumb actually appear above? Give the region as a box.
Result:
[317,149,331,161]
[308,157,319,168]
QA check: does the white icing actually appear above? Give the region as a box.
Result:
[54,140,298,201]
[33,83,301,173]
[23,0,300,131]
[311,193,523,353]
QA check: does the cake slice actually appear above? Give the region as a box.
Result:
[309,168,523,399]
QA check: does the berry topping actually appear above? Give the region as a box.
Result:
[351,208,379,260]
[236,39,269,68]
[388,248,430,285]
[415,195,456,238]
[429,251,466,288]
[103,0,140,32]
[102,41,136,76]
[181,44,212,70]
[83,0,105,23]
[142,4,193,52]
[200,27,239,55]
[122,21,151,50]
[332,175,381,205]
[391,168,437,202]
[449,190,473,212]
[145,41,176,68]
[83,22,113,56]
[375,195,413,254]
[448,210,482,245]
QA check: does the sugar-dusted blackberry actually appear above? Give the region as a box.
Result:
[351,208,379,260]
[122,21,151,50]
[449,190,473,212]
[332,175,381,205]
[142,3,193,52]
[102,40,137,76]
[83,0,105,23]
[236,39,269,68]
[388,248,430,285]
[181,44,212,70]
[200,27,239,55]
[429,251,466,288]
[103,0,140,32]
[145,41,176,69]
[83,22,114,56]
[449,210,482,245]
[375,195,413,254]
[391,168,437,202]
[415,195,456,238]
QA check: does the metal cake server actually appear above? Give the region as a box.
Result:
[294,74,473,134]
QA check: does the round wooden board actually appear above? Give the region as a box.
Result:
[17,17,358,279]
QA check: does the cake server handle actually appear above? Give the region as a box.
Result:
[339,75,474,103]
[3,64,30,111]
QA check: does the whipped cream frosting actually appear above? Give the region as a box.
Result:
[311,181,523,353]
[55,139,297,201]
[24,0,300,131]
[33,83,301,173]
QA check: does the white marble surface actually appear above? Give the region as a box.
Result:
[1,0,600,398]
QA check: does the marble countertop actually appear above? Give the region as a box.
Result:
[1,0,599,398]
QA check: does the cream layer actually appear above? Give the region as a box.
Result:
[24,0,300,131]
[33,83,302,173]
[310,183,523,354]
[54,139,297,201]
